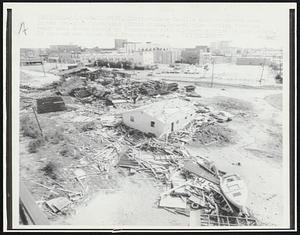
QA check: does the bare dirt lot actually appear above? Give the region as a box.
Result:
[187,86,283,226]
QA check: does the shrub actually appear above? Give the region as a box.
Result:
[45,127,65,144]
[59,144,73,157]
[59,143,81,159]
[41,161,59,180]
[20,116,41,138]
[28,136,44,153]
[80,121,96,132]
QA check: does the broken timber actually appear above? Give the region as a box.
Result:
[199,213,257,226]
[183,160,220,185]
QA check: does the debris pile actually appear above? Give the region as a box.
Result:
[191,122,234,145]
[167,116,234,146]
[115,142,257,226]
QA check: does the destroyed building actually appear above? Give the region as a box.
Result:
[122,98,196,138]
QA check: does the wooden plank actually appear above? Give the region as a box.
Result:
[19,182,50,225]
[159,195,187,209]
[183,160,220,185]
[189,210,201,226]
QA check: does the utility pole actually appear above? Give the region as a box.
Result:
[41,61,46,77]
[259,58,265,85]
[210,58,215,88]
[32,107,43,137]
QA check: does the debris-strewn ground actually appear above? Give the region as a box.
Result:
[264,93,282,111]
[19,64,283,227]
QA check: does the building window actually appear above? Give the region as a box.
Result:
[150,121,155,127]
[176,120,179,124]
[130,116,134,122]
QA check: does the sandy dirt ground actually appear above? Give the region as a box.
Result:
[187,86,283,226]
[136,64,279,87]
[19,65,284,227]
[55,169,189,227]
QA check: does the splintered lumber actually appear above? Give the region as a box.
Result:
[161,180,191,197]
[117,154,139,168]
[210,187,234,214]
[45,197,72,213]
[30,181,59,195]
[199,213,258,226]
[183,160,220,185]
[163,207,178,214]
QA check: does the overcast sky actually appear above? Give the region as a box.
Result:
[6,3,294,49]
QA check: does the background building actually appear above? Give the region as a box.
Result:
[236,57,271,66]
[128,51,154,66]
[20,48,47,65]
[181,46,209,64]
[115,39,128,50]
[153,49,182,64]
[48,44,82,63]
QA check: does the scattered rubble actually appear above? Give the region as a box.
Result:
[19,66,259,226]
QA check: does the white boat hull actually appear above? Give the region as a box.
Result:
[220,174,247,209]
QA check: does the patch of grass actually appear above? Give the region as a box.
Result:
[28,136,45,153]
[59,143,81,159]
[41,161,59,180]
[80,121,96,132]
[20,115,41,138]
[59,144,72,157]
[211,96,252,112]
[45,127,65,144]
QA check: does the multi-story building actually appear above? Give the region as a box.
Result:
[128,51,154,65]
[210,41,237,56]
[153,49,182,64]
[123,41,170,53]
[181,46,209,64]
[199,52,212,65]
[48,44,82,63]
[115,39,128,50]
[123,41,178,65]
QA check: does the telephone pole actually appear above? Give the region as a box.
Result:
[41,61,46,77]
[259,58,265,85]
[210,58,215,88]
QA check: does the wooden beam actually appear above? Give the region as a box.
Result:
[19,182,50,225]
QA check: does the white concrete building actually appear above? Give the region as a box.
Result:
[128,51,154,65]
[122,99,196,138]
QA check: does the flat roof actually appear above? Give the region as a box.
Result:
[124,98,195,123]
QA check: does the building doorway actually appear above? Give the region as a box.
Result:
[171,122,174,132]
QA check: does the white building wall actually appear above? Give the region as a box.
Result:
[128,51,154,65]
[122,110,165,137]
[162,110,196,134]
[122,107,196,138]
[142,51,154,65]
